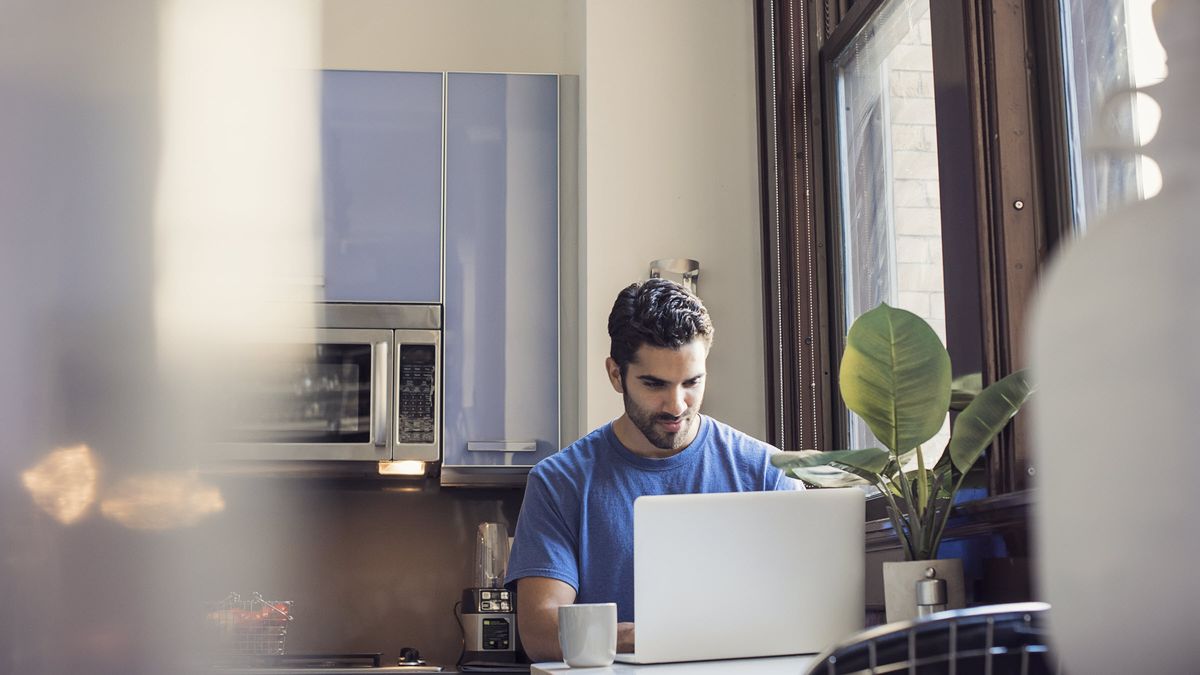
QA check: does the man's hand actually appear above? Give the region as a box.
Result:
[516,577,577,662]
[618,622,636,655]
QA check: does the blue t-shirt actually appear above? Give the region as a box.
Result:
[504,415,800,622]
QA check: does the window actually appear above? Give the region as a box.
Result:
[754,0,1169,611]
[829,0,950,456]
[755,0,1048,494]
[1057,0,1166,234]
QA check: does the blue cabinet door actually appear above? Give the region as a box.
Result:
[321,70,443,303]
[443,73,560,469]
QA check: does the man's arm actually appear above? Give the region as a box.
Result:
[517,577,637,662]
[516,577,576,662]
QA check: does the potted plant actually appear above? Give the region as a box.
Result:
[771,303,1033,622]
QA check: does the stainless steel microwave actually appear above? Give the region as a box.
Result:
[211,304,440,464]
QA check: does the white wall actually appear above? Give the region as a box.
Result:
[321,0,583,73]
[582,0,767,441]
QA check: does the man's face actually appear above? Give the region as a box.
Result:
[608,338,708,452]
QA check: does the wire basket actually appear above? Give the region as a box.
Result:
[203,592,293,657]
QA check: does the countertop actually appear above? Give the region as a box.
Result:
[208,662,444,667]
[531,655,815,674]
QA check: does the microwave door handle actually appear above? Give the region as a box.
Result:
[372,340,389,447]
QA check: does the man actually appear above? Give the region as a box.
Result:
[504,278,799,662]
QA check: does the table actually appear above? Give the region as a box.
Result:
[532,655,815,674]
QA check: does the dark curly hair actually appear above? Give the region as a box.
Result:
[608,278,714,380]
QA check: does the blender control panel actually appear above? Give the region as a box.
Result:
[397,344,436,444]
[478,589,512,613]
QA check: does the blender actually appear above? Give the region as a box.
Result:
[460,522,520,665]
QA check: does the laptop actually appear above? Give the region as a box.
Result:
[615,488,864,664]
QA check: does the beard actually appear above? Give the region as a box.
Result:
[622,389,697,451]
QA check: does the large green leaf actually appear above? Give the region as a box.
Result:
[770,450,870,487]
[783,464,871,488]
[839,304,952,455]
[771,449,891,487]
[948,369,1034,473]
[771,448,891,481]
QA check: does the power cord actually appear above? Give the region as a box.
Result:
[453,600,466,670]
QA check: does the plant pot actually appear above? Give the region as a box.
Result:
[882,558,965,624]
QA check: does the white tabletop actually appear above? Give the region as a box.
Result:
[531,655,815,674]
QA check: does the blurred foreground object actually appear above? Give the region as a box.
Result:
[99,472,225,530]
[20,445,99,526]
[0,0,320,672]
[1030,0,1200,671]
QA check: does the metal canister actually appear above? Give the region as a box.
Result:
[916,567,947,618]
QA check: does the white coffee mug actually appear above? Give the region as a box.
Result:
[557,602,617,668]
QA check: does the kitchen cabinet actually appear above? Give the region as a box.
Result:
[320,70,443,303]
[441,73,560,482]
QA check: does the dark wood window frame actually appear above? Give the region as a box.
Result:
[756,0,1075,550]
[755,0,834,456]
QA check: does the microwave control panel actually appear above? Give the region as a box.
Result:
[397,344,437,444]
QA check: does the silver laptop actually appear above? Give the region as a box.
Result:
[615,488,864,664]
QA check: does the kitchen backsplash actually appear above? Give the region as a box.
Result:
[185,477,524,669]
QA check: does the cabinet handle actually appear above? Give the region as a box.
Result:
[467,441,537,453]
[372,341,388,447]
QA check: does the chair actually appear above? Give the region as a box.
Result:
[806,602,1059,674]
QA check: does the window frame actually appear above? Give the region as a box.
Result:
[756,0,1070,530]
[754,0,835,455]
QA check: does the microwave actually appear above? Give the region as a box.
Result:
[212,304,441,464]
